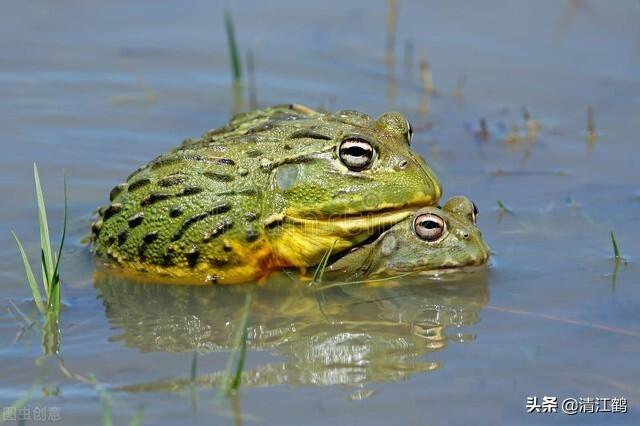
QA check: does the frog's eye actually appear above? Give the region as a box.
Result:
[406,119,413,145]
[414,213,445,242]
[471,202,479,224]
[339,138,376,171]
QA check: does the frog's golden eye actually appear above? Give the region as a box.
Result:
[339,138,376,171]
[414,213,445,241]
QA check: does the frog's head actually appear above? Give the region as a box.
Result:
[272,110,442,258]
[327,196,490,277]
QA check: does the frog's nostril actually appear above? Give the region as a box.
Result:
[398,159,408,169]
[463,233,470,239]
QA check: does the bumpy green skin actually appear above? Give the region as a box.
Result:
[91,105,442,284]
[327,196,490,278]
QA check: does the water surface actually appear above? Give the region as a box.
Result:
[1,1,639,425]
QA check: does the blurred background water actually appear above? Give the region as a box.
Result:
[1,1,639,424]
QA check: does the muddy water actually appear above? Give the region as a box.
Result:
[1,1,639,425]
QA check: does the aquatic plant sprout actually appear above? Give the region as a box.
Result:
[11,164,67,314]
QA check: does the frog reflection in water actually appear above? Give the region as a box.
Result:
[96,269,488,390]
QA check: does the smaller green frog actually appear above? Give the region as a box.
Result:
[327,196,490,278]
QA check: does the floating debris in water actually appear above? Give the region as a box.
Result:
[348,389,378,401]
[385,0,397,64]
[419,57,435,95]
[475,118,489,141]
[522,106,540,141]
[504,124,521,145]
[587,105,598,145]
[453,73,466,99]
[403,40,414,78]
[565,196,582,209]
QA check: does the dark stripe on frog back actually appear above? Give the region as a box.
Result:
[140,186,203,207]
[157,172,188,188]
[162,216,235,267]
[150,154,236,170]
[127,177,151,192]
[202,218,233,242]
[137,231,159,260]
[171,203,232,242]
[287,129,332,140]
[179,107,325,151]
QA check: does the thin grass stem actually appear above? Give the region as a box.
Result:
[309,241,336,287]
[610,231,621,259]
[225,9,242,83]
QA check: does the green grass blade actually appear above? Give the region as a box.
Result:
[496,199,514,215]
[11,231,45,313]
[47,280,61,313]
[33,163,54,294]
[224,8,242,82]
[309,241,336,286]
[129,405,145,426]
[610,231,621,258]
[52,174,67,289]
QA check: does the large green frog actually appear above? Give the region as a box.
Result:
[92,104,442,284]
[327,196,490,278]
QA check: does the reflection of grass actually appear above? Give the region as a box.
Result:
[190,351,198,412]
[99,389,144,426]
[11,164,67,315]
[129,407,145,426]
[92,373,144,426]
[218,294,251,396]
[311,273,410,292]
[191,351,198,383]
[0,386,36,425]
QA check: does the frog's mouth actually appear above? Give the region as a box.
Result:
[272,197,434,268]
[284,194,435,235]
[285,204,418,236]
